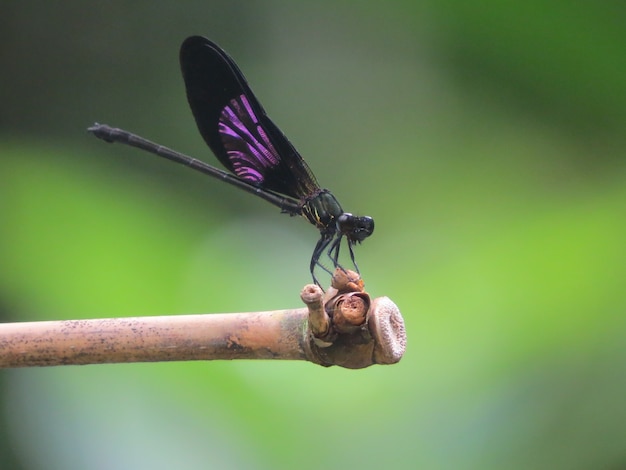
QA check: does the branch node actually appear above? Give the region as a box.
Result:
[300,284,331,339]
[301,268,406,369]
[368,297,406,364]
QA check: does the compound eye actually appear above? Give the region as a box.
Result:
[337,213,353,225]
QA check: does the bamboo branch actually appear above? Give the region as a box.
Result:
[0,270,405,369]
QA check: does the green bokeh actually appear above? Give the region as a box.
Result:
[1,2,625,469]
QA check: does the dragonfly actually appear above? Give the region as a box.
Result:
[89,36,374,286]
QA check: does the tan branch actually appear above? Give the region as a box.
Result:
[0,270,405,369]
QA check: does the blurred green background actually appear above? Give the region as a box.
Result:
[1,1,625,469]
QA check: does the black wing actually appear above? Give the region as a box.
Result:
[180,36,320,199]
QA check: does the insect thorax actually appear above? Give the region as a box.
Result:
[301,189,344,231]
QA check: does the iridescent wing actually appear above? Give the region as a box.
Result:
[180,36,320,199]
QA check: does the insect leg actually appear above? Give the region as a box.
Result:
[310,233,334,286]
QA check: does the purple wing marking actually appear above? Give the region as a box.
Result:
[218,94,280,183]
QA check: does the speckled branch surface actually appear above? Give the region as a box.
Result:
[0,271,406,369]
[0,309,311,367]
